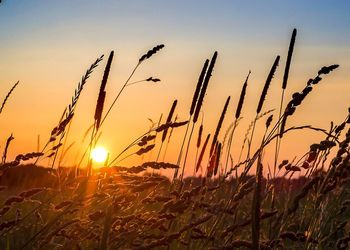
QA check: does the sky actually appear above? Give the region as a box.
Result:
[0,1,349,175]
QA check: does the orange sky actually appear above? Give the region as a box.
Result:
[0,1,349,176]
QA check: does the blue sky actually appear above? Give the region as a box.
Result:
[1,1,350,48]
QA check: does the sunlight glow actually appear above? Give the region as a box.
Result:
[91,147,108,163]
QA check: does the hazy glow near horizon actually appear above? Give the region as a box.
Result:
[0,1,350,175]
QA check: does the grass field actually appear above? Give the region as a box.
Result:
[0,30,350,250]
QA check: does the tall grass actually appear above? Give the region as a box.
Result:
[0,31,347,250]
[87,50,114,176]
[176,51,218,181]
[274,28,297,176]
[224,71,250,174]
[247,55,280,158]
[173,58,209,179]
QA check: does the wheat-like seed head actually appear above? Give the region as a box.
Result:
[257,55,280,114]
[282,28,297,90]
[162,100,178,142]
[0,81,19,114]
[193,51,218,123]
[139,44,165,63]
[190,59,209,116]
[210,96,231,155]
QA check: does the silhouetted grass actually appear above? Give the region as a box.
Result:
[0,31,347,250]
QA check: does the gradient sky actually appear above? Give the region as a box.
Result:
[0,1,350,174]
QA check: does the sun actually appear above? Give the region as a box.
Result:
[91,146,108,163]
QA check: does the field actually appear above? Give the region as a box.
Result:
[0,30,350,250]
